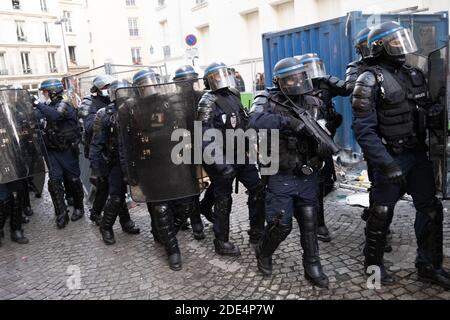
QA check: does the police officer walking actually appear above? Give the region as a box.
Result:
[352,21,450,288]
[79,74,114,225]
[197,62,266,256]
[89,79,140,245]
[34,79,85,229]
[296,53,348,243]
[249,57,332,288]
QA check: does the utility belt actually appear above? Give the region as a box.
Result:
[279,156,324,177]
[383,135,419,155]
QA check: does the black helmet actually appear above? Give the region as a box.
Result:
[368,21,418,58]
[354,27,372,59]
[173,65,198,82]
[91,74,114,95]
[273,57,313,95]
[204,62,234,91]
[108,79,130,103]
[295,53,327,80]
[133,68,159,87]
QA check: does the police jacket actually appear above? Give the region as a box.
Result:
[352,62,431,168]
[197,87,248,174]
[89,103,122,170]
[78,95,110,157]
[249,88,325,175]
[35,97,81,152]
[345,60,368,94]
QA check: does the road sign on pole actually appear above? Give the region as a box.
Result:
[185,34,198,47]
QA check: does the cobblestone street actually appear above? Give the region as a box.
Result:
[1,185,450,300]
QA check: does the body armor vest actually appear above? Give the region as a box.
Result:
[103,106,120,164]
[369,64,428,152]
[45,100,81,151]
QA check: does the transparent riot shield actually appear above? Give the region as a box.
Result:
[0,89,47,184]
[116,80,205,202]
[428,45,449,198]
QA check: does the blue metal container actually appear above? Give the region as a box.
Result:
[262,11,449,152]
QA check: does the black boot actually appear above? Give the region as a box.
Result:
[23,187,34,217]
[364,206,396,285]
[153,203,182,271]
[385,229,393,253]
[317,190,331,243]
[190,197,205,240]
[147,203,161,243]
[247,184,265,245]
[173,201,194,235]
[48,180,70,229]
[10,193,29,244]
[89,179,109,226]
[213,196,240,256]
[416,204,450,290]
[296,206,329,289]
[68,178,85,222]
[100,196,121,245]
[200,185,215,223]
[119,202,140,235]
[256,221,292,276]
[64,176,74,207]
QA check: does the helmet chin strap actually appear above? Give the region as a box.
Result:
[380,50,406,67]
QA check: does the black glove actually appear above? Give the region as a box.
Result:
[382,161,406,186]
[427,104,444,128]
[287,117,305,133]
[31,95,40,108]
[326,112,343,135]
[217,164,236,181]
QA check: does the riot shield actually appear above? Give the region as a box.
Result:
[0,89,47,184]
[428,45,449,198]
[117,80,204,202]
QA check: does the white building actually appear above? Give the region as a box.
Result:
[0,0,67,90]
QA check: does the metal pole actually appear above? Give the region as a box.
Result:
[55,19,70,74]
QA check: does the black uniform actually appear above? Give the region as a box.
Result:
[249,88,329,288]
[197,87,265,255]
[90,102,140,245]
[353,61,450,288]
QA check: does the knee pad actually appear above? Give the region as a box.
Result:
[368,205,392,230]
[269,222,292,242]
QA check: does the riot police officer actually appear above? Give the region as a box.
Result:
[90,79,140,245]
[249,57,330,288]
[197,62,266,256]
[119,68,199,271]
[79,74,114,225]
[295,53,347,243]
[34,79,84,229]
[172,65,206,241]
[352,21,450,288]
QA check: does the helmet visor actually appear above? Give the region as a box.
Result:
[301,58,327,79]
[206,67,235,91]
[357,41,371,58]
[278,71,313,95]
[134,73,159,87]
[383,28,418,56]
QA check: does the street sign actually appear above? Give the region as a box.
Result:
[185,34,197,47]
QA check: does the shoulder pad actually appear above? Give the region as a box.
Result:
[106,104,115,116]
[302,94,324,109]
[229,87,241,98]
[198,92,218,108]
[96,107,107,118]
[250,91,270,114]
[56,101,72,115]
[93,108,105,133]
[347,60,361,69]
[352,71,377,117]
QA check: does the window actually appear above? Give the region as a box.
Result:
[0,52,8,75]
[128,18,139,37]
[131,47,142,65]
[274,1,295,30]
[16,21,26,42]
[63,11,73,33]
[243,10,261,58]
[126,0,136,6]
[48,52,57,73]
[160,20,168,44]
[40,0,48,12]
[44,22,50,42]
[195,0,207,5]
[158,0,166,7]
[69,46,77,64]
[12,0,20,10]
[21,52,31,74]
[163,45,171,59]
